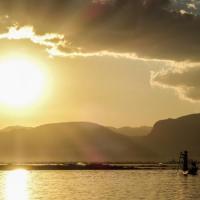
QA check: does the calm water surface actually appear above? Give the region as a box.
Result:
[0,170,199,200]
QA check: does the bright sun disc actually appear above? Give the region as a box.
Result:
[0,56,46,108]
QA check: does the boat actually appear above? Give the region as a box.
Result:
[178,151,198,176]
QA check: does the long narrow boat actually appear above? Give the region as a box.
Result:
[178,151,198,176]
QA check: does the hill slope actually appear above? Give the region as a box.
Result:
[110,126,152,137]
[147,113,200,160]
[0,122,154,163]
[0,113,200,163]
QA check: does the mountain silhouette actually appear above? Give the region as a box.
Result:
[0,122,154,163]
[110,126,152,137]
[0,113,200,163]
[146,113,200,161]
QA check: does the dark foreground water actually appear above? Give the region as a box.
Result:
[0,170,199,200]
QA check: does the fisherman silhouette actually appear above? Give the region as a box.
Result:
[179,151,198,175]
[189,160,198,175]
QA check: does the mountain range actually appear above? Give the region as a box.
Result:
[0,113,200,163]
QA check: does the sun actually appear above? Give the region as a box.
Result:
[0,55,46,108]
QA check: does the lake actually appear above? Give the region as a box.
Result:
[0,170,199,200]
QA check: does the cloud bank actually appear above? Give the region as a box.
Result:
[62,0,200,62]
[1,0,200,62]
[151,63,200,102]
[0,25,173,64]
[0,26,69,57]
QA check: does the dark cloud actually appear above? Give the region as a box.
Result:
[171,0,200,16]
[72,0,200,62]
[151,64,200,101]
[1,0,200,61]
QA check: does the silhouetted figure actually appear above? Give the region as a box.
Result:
[180,151,188,172]
[189,160,198,175]
[179,151,198,175]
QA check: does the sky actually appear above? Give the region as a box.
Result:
[0,0,200,127]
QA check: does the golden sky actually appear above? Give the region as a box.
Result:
[0,0,200,127]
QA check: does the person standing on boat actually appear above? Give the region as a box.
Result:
[189,160,198,175]
[180,151,188,172]
[179,150,198,175]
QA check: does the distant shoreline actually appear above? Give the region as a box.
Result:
[0,163,179,170]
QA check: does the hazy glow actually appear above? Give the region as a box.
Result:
[0,55,46,108]
[5,169,29,200]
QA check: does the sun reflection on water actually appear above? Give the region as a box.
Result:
[5,169,29,200]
